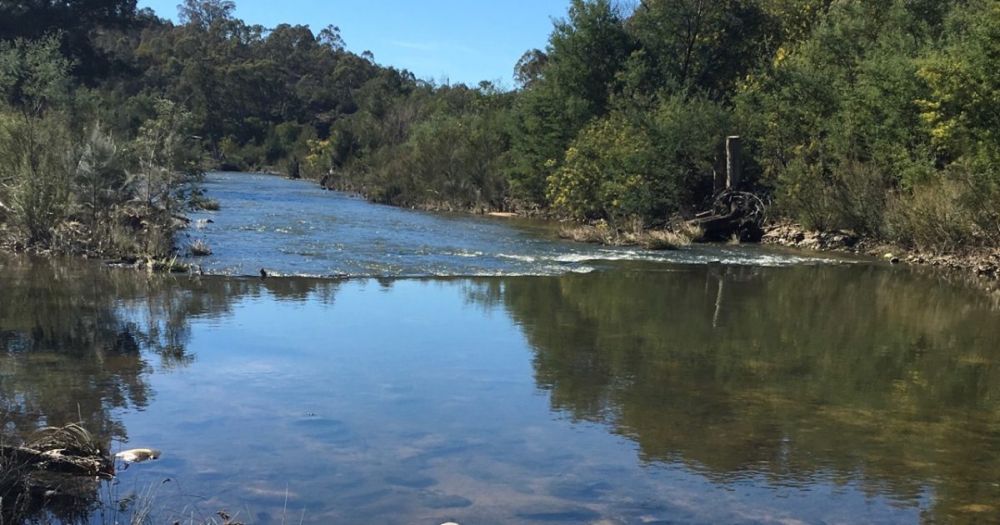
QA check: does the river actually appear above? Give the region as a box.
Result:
[182,172,843,277]
[1,173,998,524]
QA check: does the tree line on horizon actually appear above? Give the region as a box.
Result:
[0,0,998,255]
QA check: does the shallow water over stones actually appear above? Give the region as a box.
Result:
[181,172,848,278]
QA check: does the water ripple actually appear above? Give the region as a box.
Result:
[183,172,854,278]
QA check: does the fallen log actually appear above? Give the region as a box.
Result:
[0,445,113,478]
[1,424,114,479]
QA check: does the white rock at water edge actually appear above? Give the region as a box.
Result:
[115,448,162,463]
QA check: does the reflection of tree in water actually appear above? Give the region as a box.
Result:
[482,266,1000,522]
[0,258,191,522]
[0,256,343,523]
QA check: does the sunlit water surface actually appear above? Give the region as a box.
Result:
[183,172,845,277]
[2,174,999,524]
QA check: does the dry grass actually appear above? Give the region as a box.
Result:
[632,222,704,250]
[198,199,221,211]
[146,256,190,273]
[28,424,102,457]
[2,424,112,523]
[638,230,693,250]
[558,220,704,250]
[558,222,615,244]
[189,239,213,257]
[884,178,979,252]
[190,195,221,211]
[675,221,705,242]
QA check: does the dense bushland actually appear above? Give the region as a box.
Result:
[0,36,200,258]
[1,0,998,253]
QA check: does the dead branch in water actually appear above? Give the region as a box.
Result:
[1,424,113,478]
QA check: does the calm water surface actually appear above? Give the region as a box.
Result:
[2,173,999,524]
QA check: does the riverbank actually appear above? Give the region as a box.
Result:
[761,222,1000,283]
[318,174,1000,282]
[317,175,711,250]
[0,212,198,274]
[553,221,702,250]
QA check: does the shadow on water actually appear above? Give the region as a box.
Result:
[2,252,1000,523]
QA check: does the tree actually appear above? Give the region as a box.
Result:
[514,49,547,89]
[628,0,772,99]
[917,0,1000,166]
[0,37,73,244]
[547,114,655,223]
[0,36,70,116]
[318,25,345,52]
[177,0,236,29]
[0,0,139,82]
[508,0,634,205]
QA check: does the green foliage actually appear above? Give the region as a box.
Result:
[735,0,986,243]
[548,92,730,226]
[133,98,202,223]
[548,114,654,223]
[916,1,1000,168]
[0,36,70,115]
[315,82,514,210]
[628,0,774,99]
[0,35,198,257]
[0,0,140,83]
[0,112,74,244]
[2,0,998,253]
[648,94,731,211]
[508,0,634,206]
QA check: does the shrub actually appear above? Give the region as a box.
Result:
[777,157,888,234]
[884,177,974,252]
[547,114,655,225]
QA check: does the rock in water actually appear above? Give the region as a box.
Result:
[115,448,162,463]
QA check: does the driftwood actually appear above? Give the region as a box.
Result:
[0,445,113,478]
[691,136,766,241]
[1,424,114,480]
[688,190,767,241]
[1,425,114,523]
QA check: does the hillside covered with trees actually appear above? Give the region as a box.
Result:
[0,0,998,256]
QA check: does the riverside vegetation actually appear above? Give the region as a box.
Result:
[0,0,998,256]
[0,37,203,261]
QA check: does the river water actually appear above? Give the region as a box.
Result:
[2,173,999,524]
[182,172,843,277]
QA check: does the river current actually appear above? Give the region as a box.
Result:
[183,172,844,277]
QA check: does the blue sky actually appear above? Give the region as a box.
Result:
[137,0,572,87]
